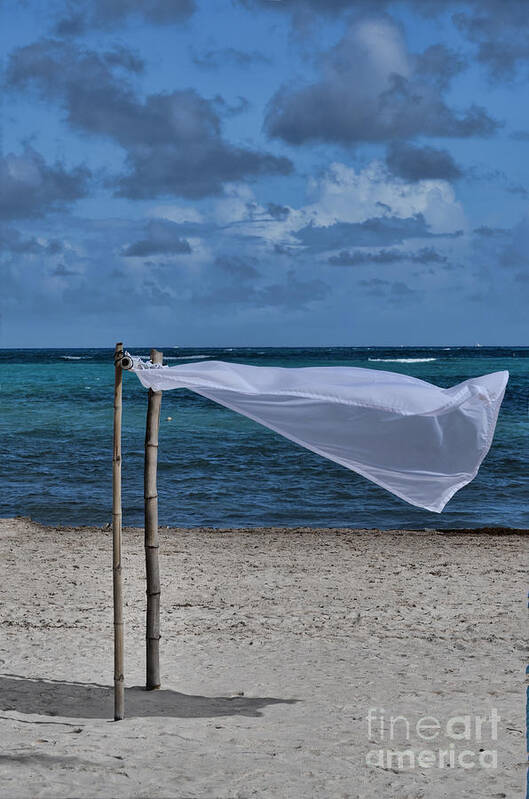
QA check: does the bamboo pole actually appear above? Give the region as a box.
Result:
[112,343,125,720]
[144,348,163,690]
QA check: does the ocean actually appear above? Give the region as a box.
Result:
[1,347,527,529]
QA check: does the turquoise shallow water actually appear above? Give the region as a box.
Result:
[1,347,527,529]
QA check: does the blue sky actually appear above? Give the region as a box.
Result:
[1,0,529,346]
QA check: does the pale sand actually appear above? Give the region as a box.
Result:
[0,518,526,799]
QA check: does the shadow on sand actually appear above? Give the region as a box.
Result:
[0,674,297,721]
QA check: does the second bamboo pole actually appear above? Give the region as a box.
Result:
[144,348,163,690]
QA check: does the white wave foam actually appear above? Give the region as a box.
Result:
[165,354,210,361]
[61,355,84,360]
[368,357,437,363]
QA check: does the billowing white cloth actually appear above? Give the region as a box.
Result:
[130,358,508,512]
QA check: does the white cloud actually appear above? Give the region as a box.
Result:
[213,183,257,224]
[149,204,204,223]
[215,161,466,252]
[303,161,466,233]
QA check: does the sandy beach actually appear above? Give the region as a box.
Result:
[0,518,526,798]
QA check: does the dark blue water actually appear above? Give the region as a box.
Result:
[1,347,527,529]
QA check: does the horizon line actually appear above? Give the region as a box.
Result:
[1,345,528,350]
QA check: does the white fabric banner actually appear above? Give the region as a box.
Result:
[130,358,508,513]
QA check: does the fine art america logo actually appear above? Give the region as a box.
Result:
[365,708,499,770]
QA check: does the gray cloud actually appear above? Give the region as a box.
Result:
[266,203,290,221]
[212,95,251,118]
[51,263,78,276]
[471,216,529,278]
[273,243,297,256]
[473,225,509,237]
[140,279,176,306]
[358,276,416,298]
[121,220,192,256]
[453,5,529,81]
[7,40,145,97]
[499,246,529,269]
[391,280,415,296]
[240,0,381,10]
[415,44,467,90]
[0,147,90,220]
[510,130,529,141]
[244,1,529,82]
[258,270,330,308]
[359,277,389,296]
[194,269,330,310]
[55,0,195,35]
[238,0,446,18]
[246,0,499,11]
[294,213,461,252]
[172,246,331,311]
[192,47,271,70]
[506,183,528,197]
[113,91,292,199]
[215,254,261,279]
[385,141,463,182]
[7,39,292,200]
[0,227,63,254]
[466,163,528,198]
[328,246,448,266]
[265,20,497,145]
